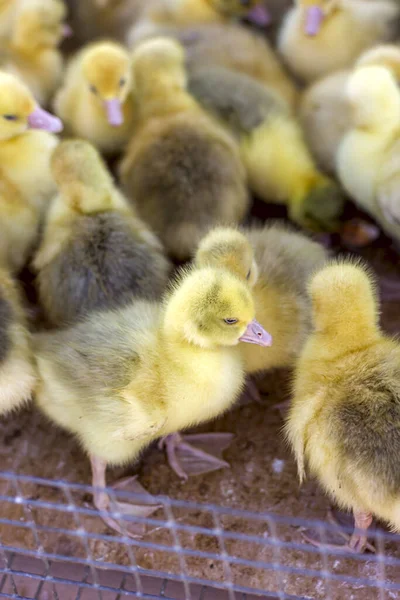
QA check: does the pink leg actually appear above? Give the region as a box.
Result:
[158,432,233,480]
[302,509,375,554]
[90,455,161,538]
[349,511,373,553]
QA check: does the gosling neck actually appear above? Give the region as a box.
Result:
[135,76,196,121]
[313,314,382,358]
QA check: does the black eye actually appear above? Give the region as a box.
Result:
[224,318,238,325]
[119,77,126,87]
[246,269,251,280]
[3,114,17,121]
[89,84,97,94]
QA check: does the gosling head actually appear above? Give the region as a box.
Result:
[346,65,400,130]
[0,71,62,140]
[131,37,187,95]
[51,139,113,212]
[308,259,380,334]
[165,267,272,349]
[299,0,338,37]
[82,42,132,127]
[196,228,258,287]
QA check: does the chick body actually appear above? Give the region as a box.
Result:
[337,65,400,244]
[0,71,59,217]
[196,224,328,374]
[174,23,297,109]
[33,140,171,327]
[278,0,399,83]
[286,261,400,549]
[128,0,269,47]
[0,266,36,415]
[190,67,343,232]
[120,38,249,261]
[54,41,135,154]
[0,174,37,272]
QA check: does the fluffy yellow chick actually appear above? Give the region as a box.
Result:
[286,260,400,553]
[196,224,328,375]
[34,266,271,535]
[337,65,400,245]
[0,71,62,220]
[0,174,37,273]
[300,44,400,174]
[33,139,171,327]
[120,38,249,261]
[169,22,297,109]
[190,67,344,232]
[54,41,135,155]
[1,0,68,106]
[128,0,271,46]
[278,0,399,83]
[0,266,36,415]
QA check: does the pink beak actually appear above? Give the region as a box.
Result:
[104,98,123,127]
[62,24,73,38]
[305,5,324,36]
[28,106,63,133]
[247,4,271,27]
[239,319,272,347]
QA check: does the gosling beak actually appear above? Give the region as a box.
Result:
[28,106,63,133]
[62,24,73,38]
[105,98,123,127]
[247,4,271,26]
[239,319,272,347]
[305,5,324,36]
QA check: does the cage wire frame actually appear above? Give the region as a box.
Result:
[0,473,398,599]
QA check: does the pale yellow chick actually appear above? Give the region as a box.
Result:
[337,65,400,245]
[0,266,36,416]
[278,0,399,83]
[0,71,62,220]
[286,260,400,552]
[54,41,135,154]
[34,266,271,535]
[196,224,328,375]
[1,0,68,106]
[300,44,400,174]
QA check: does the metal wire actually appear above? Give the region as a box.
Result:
[0,472,399,600]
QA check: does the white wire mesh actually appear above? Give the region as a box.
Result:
[0,472,398,600]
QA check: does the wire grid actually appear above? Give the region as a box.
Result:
[0,473,399,599]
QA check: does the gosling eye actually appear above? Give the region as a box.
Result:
[224,318,239,325]
[89,84,97,94]
[3,114,17,121]
[246,269,251,280]
[119,77,126,87]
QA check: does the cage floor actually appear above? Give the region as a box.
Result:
[1,205,400,599]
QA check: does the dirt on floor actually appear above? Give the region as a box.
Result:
[0,201,399,600]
